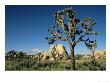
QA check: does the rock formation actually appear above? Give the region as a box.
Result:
[34,44,68,61]
[81,50,106,59]
[94,50,106,59]
[48,44,68,60]
[34,45,106,61]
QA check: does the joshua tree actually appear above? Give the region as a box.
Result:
[46,7,98,70]
[85,40,97,65]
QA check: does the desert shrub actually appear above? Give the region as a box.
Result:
[75,59,106,71]
[5,56,106,71]
[75,54,84,60]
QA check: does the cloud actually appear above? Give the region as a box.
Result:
[32,48,43,52]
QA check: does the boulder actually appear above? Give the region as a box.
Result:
[34,44,68,61]
[56,44,68,59]
[94,50,106,59]
[48,44,68,60]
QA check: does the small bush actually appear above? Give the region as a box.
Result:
[5,57,106,71]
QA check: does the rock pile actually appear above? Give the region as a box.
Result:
[81,50,106,60]
[34,44,68,61]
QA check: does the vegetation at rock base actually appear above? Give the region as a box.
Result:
[5,58,106,71]
[5,50,106,71]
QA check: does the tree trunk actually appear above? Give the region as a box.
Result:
[93,51,95,61]
[70,44,75,70]
[92,51,96,65]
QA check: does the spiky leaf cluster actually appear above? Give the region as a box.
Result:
[46,7,98,46]
[85,40,97,53]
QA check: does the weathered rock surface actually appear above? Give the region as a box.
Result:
[34,44,68,61]
[94,50,106,59]
[81,50,106,59]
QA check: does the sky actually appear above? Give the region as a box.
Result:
[5,5,106,55]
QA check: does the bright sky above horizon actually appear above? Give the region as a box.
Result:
[5,5,106,55]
